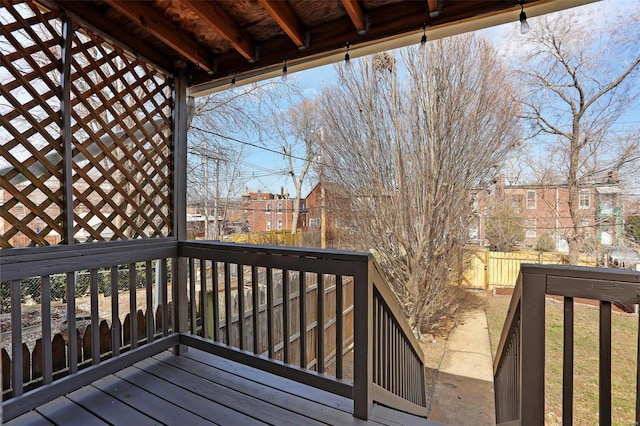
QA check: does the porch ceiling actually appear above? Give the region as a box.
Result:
[48,0,596,95]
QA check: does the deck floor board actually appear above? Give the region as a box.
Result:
[36,396,110,426]
[150,352,364,425]
[6,348,438,425]
[66,385,161,425]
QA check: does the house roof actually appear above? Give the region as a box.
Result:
[47,0,596,96]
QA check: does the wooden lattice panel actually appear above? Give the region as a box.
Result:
[1,0,173,248]
[69,29,173,242]
[0,0,64,248]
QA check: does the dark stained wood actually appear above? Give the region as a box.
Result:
[600,301,612,425]
[267,266,274,358]
[427,0,439,15]
[252,265,260,354]
[137,310,146,344]
[340,0,367,33]
[2,348,10,391]
[99,320,111,355]
[82,325,93,361]
[9,348,436,425]
[92,374,215,425]
[258,0,307,47]
[547,275,640,304]
[103,0,215,72]
[519,272,546,426]
[54,0,174,73]
[36,397,109,426]
[51,334,67,372]
[336,274,344,379]
[0,239,176,286]
[185,0,256,61]
[3,410,54,425]
[238,264,246,350]
[33,339,43,380]
[66,385,158,425]
[123,313,131,347]
[564,299,575,425]
[40,276,53,384]
[637,309,640,426]
[21,343,30,386]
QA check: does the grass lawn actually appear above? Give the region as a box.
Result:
[486,294,638,426]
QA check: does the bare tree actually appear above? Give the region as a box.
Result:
[319,34,520,334]
[188,82,296,238]
[518,12,640,264]
[270,99,320,233]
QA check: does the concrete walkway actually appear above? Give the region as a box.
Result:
[427,299,496,425]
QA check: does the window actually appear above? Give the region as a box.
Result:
[277,220,282,230]
[579,190,590,209]
[277,203,282,214]
[526,190,536,209]
[470,193,479,211]
[525,218,536,238]
[265,204,271,214]
[266,220,271,231]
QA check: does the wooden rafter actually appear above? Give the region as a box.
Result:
[427,0,440,16]
[258,0,307,48]
[340,0,367,34]
[185,0,256,62]
[104,0,215,72]
[55,1,173,72]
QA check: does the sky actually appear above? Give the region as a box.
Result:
[234,0,640,199]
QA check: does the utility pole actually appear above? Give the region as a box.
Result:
[192,146,226,240]
[213,147,220,240]
[203,145,209,239]
[320,131,326,249]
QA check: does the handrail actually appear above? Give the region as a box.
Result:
[178,241,428,420]
[494,264,640,425]
[366,260,427,418]
[1,240,428,421]
[1,240,179,421]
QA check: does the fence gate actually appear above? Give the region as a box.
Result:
[461,249,489,289]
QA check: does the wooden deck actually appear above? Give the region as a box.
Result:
[5,348,439,425]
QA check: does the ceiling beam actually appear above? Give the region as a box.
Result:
[54,1,174,73]
[185,0,256,62]
[104,0,214,72]
[427,0,440,16]
[340,0,367,34]
[258,0,307,48]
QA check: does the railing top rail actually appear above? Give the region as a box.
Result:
[178,241,371,276]
[178,240,370,262]
[493,272,523,375]
[0,239,178,281]
[521,264,640,283]
[369,260,425,365]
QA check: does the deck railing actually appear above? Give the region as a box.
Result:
[1,240,427,421]
[493,264,640,425]
[178,241,427,419]
[0,239,181,421]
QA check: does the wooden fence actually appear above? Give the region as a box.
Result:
[462,249,598,290]
[2,306,168,399]
[205,273,354,372]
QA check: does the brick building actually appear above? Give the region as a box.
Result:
[479,173,623,251]
[240,188,301,233]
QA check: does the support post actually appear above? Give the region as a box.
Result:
[353,257,373,419]
[519,268,546,425]
[61,12,74,245]
[172,68,189,355]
